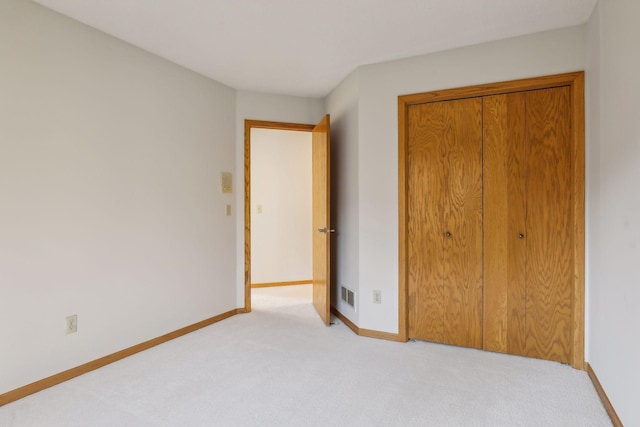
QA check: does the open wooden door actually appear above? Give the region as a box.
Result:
[312,115,331,325]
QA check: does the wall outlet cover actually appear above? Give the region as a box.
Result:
[373,290,382,304]
[66,314,77,334]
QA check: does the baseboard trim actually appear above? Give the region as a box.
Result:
[0,308,242,407]
[330,306,404,342]
[251,280,312,288]
[359,328,404,342]
[586,362,623,427]
[331,306,359,334]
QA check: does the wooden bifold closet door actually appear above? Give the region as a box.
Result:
[407,98,483,349]
[402,74,583,367]
[483,87,573,363]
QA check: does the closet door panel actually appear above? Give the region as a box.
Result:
[525,87,573,363]
[407,102,446,342]
[483,93,527,355]
[442,98,483,349]
[407,98,483,348]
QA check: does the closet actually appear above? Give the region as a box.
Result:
[399,73,585,368]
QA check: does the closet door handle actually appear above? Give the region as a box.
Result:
[518,233,525,239]
[445,231,452,238]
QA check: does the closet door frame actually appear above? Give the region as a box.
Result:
[398,71,585,369]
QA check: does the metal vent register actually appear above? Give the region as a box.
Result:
[341,286,355,308]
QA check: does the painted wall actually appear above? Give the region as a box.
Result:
[234,92,324,306]
[326,26,587,333]
[250,129,312,284]
[586,1,640,425]
[6,3,634,422]
[325,71,360,322]
[0,0,237,394]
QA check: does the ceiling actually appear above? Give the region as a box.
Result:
[33,0,597,98]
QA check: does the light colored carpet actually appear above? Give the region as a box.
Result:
[0,285,611,427]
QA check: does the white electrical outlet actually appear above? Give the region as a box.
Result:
[373,290,382,304]
[66,314,77,334]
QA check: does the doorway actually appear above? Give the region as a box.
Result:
[249,125,313,309]
[244,117,332,324]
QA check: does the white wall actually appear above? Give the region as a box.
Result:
[0,0,237,394]
[325,71,360,322]
[235,92,324,306]
[7,3,634,422]
[250,129,312,284]
[586,1,640,425]
[326,26,587,333]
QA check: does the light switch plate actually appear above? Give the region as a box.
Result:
[221,172,232,193]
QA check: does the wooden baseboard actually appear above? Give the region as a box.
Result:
[360,328,405,342]
[251,280,312,288]
[586,362,623,427]
[330,306,404,342]
[331,306,359,334]
[0,308,242,407]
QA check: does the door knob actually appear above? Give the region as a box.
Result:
[445,231,452,238]
[518,233,525,239]
[317,228,336,233]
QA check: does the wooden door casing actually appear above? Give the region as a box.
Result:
[244,120,316,313]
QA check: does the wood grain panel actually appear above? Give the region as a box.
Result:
[312,115,331,325]
[483,95,508,353]
[483,93,527,355]
[407,102,446,342]
[407,98,483,348]
[505,95,528,357]
[441,98,483,349]
[524,87,573,363]
[399,72,585,368]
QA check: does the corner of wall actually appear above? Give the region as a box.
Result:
[324,69,361,326]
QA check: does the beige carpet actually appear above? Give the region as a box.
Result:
[0,285,611,426]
